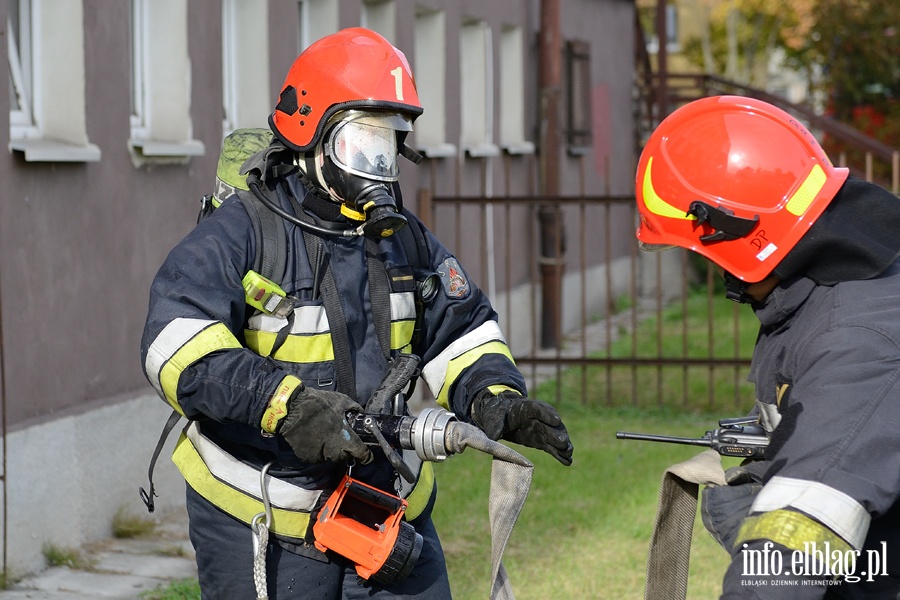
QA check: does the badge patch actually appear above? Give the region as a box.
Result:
[437,257,470,298]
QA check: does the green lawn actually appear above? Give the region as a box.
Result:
[432,402,741,600]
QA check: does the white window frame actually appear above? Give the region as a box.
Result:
[499,24,534,155]
[460,19,498,157]
[412,8,454,158]
[8,0,100,162]
[222,0,271,136]
[298,0,339,53]
[361,0,396,44]
[129,0,204,162]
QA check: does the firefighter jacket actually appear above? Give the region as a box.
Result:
[717,258,900,598]
[140,174,526,547]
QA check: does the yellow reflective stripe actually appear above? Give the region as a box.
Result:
[244,330,335,362]
[785,164,826,216]
[405,462,435,521]
[735,509,853,555]
[391,320,415,350]
[158,322,242,414]
[261,375,303,433]
[641,156,696,220]
[435,341,515,409]
[487,384,518,396]
[173,433,313,539]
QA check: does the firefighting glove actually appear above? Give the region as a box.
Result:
[471,390,574,466]
[701,463,765,552]
[279,385,373,465]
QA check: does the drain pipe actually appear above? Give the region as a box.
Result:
[538,0,565,348]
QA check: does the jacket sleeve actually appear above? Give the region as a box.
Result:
[139,199,301,427]
[409,216,526,418]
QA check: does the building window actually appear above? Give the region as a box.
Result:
[460,19,498,157]
[565,39,592,154]
[361,0,395,44]
[413,7,454,157]
[499,24,533,155]
[129,0,204,162]
[646,3,680,54]
[7,0,100,162]
[298,0,338,53]
[222,0,271,135]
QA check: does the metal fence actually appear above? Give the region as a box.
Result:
[417,189,758,415]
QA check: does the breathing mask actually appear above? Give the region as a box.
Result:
[301,111,412,238]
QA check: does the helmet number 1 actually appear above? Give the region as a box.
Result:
[390,67,405,101]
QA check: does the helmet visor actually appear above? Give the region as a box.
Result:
[638,241,677,252]
[326,120,400,182]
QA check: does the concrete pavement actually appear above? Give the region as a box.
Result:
[1,506,197,600]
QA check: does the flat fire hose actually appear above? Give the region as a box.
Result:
[644,449,726,600]
[487,456,533,600]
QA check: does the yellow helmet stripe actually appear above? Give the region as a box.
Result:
[641,156,696,220]
[785,164,827,216]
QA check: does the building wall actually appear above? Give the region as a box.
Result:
[0,0,636,574]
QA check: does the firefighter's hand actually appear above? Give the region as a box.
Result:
[471,390,574,466]
[279,386,373,465]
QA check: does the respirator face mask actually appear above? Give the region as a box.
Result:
[315,111,412,238]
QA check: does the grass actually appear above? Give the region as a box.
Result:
[42,543,95,570]
[141,578,202,600]
[112,506,157,539]
[432,402,741,599]
[532,283,760,414]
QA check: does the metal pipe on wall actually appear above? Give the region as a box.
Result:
[538,0,565,348]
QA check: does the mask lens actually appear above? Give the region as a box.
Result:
[328,121,399,181]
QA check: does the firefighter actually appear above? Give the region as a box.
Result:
[140,28,572,599]
[634,95,900,597]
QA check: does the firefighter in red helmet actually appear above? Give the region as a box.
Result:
[635,95,900,597]
[141,28,572,599]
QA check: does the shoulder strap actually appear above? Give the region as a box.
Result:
[397,209,430,271]
[237,191,288,285]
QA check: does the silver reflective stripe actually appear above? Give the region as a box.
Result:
[186,422,321,511]
[145,318,216,399]
[756,400,782,433]
[391,291,416,321]
[249,305,330,334]
[421,321,506,396]
[751,475,871,550]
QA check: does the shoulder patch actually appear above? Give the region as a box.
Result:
[437,257,470,298]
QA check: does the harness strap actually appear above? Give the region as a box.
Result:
[301,232,357,397]
[238,192,287,284]
[366,237,393,362]
[644,449,726,600]
[139,409,183,513]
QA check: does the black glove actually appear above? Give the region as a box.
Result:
[471,390,574,466]
[279,385,373,465]
[701,464,765,552]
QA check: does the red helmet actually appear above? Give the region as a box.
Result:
[269,28,423,152]
[635,95,849,283]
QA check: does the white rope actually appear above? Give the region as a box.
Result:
[251,462,275,600]
[252,519,270,600]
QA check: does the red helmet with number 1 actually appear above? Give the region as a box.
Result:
[635,95,849,283]
[269,28,423,152]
